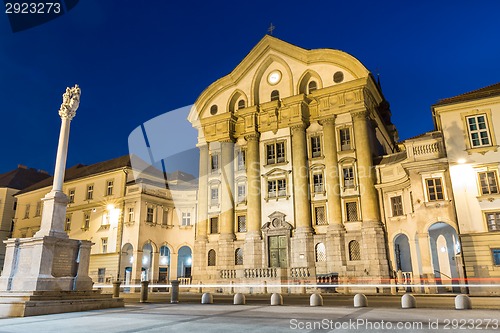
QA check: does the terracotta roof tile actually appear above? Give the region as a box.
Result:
[434,82,500,106]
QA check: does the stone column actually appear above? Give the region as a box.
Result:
[352,109,389,281]
[35,85,81,239]
[322,117,347,270]
[290,124,313,268]
[351,110,380,223]
[322,118,343,227]
[244,133,263,268]
[291,124,312,232]
[196,144,209,240]
[219,141,235,240]
[245,134,262,237]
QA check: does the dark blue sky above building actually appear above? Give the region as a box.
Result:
[1,1,499,175]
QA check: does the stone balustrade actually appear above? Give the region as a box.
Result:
[220,270,237,279]
[244,268,279,278]
[290,267,310,278]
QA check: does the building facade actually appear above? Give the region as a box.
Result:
[433,83,500,295]
[188,35,399,292]
[12,156,197,285]
[376,132,465,293]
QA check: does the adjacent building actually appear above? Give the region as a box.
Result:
[433,83,500,295]
[12,156,197,285]
[0,165,50,271]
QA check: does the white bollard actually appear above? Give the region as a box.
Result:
[201,292,213,304]
[233,293,246,305]
[353,293,368,308]
[401,293,416,309]
[310,293,323,306]
[270,293,283,305]
[455,294,471,310]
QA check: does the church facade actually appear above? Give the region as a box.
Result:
[188,35,401,292]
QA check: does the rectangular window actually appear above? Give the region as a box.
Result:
[311,136,321,158]
[237,184,246,203]
[343,167,355,189]
[182,212,191,226]
[268,180,277,198]
[211,154,219,172]
[478,171,499,195]
[237,215,246,232]
[266,142,285,164]
[106,180,114,196]
[493,249,500,266]
[313,173,324,193]
[35,201,42,217]
[346,202,358,222]
[391,196,403,216]
[83,212,90,230]
[101,238,108,253]
[97,268,106,283]
[210,216,219,234]
[210,187,219,206]
[426,178,444,201]
[128,208,134,223]
[467,115,491,147]
[24,204,30,219]
[65,215,71,231]
[277,179,286,197]
[162,209,168,226]
[146,207,154,223]
[339,128,351,151]
[86,184,94,200]
[68,189,75,203]
[486,212,500,231]
[315,206,327,225]
[237,150,246,170]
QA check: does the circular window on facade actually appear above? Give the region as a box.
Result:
[210,105,218,115]
[333,71,344,83]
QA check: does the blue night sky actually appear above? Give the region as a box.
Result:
[1,1,500,175]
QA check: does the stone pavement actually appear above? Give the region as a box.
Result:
[0,294,499,333]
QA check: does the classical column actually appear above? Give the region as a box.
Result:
[291,124,312,232]
[244,133,261,238]
[351,110,380,223]
[35,85,81,239]
[321,117,343,227]
[219,141,235,240]
[196,144,209,240]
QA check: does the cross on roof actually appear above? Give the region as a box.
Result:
[268,23,275,35]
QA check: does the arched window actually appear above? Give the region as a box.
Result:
[270,90,280,101]
[315,242,326,262]
[210,105,218,115]
[237,100,245,110]
[208,249,216,266]
[235,248,243,265]
[308,81,317,93]
[348,240,361,261]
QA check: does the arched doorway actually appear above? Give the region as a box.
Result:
[121,243,134,289]
[142,242,154,281]
[394,234,413,287]
[159,245,170,284]
[177,246,192,279]
[428,222,460,292]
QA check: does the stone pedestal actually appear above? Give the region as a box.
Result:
[0,236,93,292]
[361,221,390,279]
[243,232,263,268]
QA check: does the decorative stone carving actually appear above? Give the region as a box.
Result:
[58,85,81,120]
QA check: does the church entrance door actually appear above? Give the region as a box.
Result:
[269,235,288,268]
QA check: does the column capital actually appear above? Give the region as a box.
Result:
[244,133,260,142]
[351,109,369,121]
[290,123,306,134]
[318,116,336,126]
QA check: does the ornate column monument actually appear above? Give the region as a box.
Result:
[0,85,123,317]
